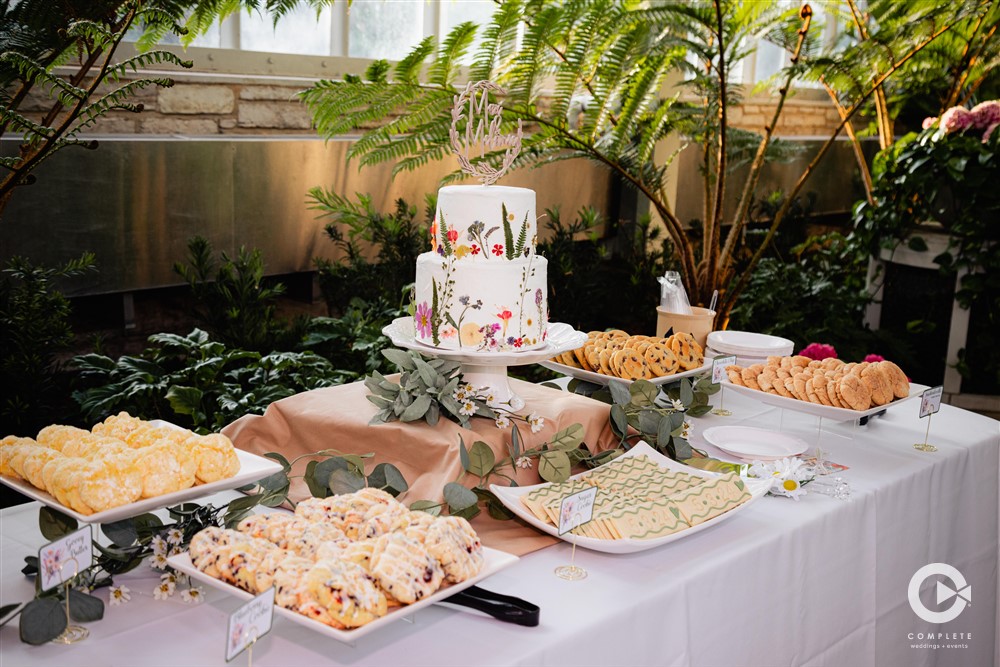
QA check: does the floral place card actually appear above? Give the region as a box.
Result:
[38,526,91,592]
[226,587,275,662]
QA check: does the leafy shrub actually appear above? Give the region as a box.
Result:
[309,191,429,315]
[728,232,914,365]
[174,236,305,352]
[0,253,95,434]
[73,329,352,432]
[299,298,406,376]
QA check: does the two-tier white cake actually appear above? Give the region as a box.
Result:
[414,184,548,352]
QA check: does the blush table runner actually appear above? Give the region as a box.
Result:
[221,377,621,556]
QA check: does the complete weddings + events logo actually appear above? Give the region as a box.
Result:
[906,563,972,652]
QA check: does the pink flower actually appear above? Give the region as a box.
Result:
[922,116,937,130]
[864,353,885,363]
[940,106,973,134]
[447,229,458,243]
[798,342,837,361]
[983,122,999,144]
[415,302,433,338]
[491,244,504,256]
[514,337,523,348]
[970,100,1000,130]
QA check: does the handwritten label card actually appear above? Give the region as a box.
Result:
[558,486,598,536]
[712,355,737,384]
[226,587,275,662]
[919,386,944,418]
[38,527,92,592]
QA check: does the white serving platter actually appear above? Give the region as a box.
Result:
[167,546,519,643]
[0,448,282,524]
[702,426,808,462]
[721,380,929,423]
[490,442,769,554]
[538,357,712,387]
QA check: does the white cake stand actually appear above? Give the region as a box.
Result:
[382,317,587,411]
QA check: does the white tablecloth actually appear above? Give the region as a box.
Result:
[1,391,997,667]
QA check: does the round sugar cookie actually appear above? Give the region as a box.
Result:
[369,533,444,604]
[424,516,485,584]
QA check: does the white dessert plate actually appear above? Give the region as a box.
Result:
[701,426,808,462]
[538,357,712,387]
[706,330,795,355]
[490,442,769,554]
[721,380,929,423]
[383,317,587,367]
[0,446,282,524]
[167,546,519,643]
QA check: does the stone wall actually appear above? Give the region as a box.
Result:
[19,69,842,137]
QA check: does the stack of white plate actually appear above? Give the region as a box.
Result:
[706,330,795,367]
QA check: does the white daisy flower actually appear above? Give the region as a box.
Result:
[515,456,532,470]
[150,535,168,556]
[485,392,496,405]
[527,412,544,434]
[109,585,131,606]
[166,528,184,545]
[169,544,184,557]
[160,572,177,585]
[776,476,806,500]
[459,400,476,416]
[453,388,467,402]
[181,587,205,604]
[671,398,685,411]
[153,581,175,600]
[149,553,169,570]
[465,383,477,395]
[495,414,511,429]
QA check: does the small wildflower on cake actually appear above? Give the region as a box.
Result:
[181,587,205,604]
[471,244,481,255]
[166,527,184,545]
[515,456,532,469]
[527,412,544,434]
[454,245,471,259]
[109,585,131,606]
[447,229,458,243]
[492,243,504,256]
[415,302,433,338]
[150,552,169,570]
[497,308,513,336]
[153,580,175,600]
[495,414,511,429]
[150,535,168,556]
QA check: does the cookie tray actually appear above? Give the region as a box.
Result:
[720,380,929,422]
[490,442,770,554]
[538,358,712,387]
[167,546,519,644]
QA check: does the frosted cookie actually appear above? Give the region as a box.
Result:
[304,559,387,628]
[185,433,240,483]
[369,533,444,604]
[668,473,751,526]
[134,440,196,498]
[424,516,485,583]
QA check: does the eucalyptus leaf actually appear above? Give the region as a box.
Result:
[0,603,23,627]
[510,423,522,459]
[458,436,471,472]
[467,441,496,478]
[680,378,694,406]
[548,423,584,451]
[19,598,65,645]
[38,506,78,541]
[538,450,571,483]
[367,463,409,496]
[638,408,661,435]
[68,589,104,622]
[341,455,367,476]
[382,348,417,371]
[409,500,442,516]
[303,460,328,498]
[629,380,658,407]
[400,393,432,422]
[656,416,675,452]
[130,513,164,538]
[450,503,481,521]
[610,404,628,437]
[262,452,291,472]
[487,499,515,521]
[101,519,138,548]
[688,405,714,417]
[443,482,478,511]
[672,437,692,460]
[608,379,632,406]
[328,468,366,495]
[257,470,289,493]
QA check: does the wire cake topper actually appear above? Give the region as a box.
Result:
[449,80,523,186]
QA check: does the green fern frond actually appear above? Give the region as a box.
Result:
[0,106,55,144]
[429,22,478,87]
[394,36,435,83]
[0,52,86,103]
[104,50,193,82]
[469,0,523,82]
[65,20,115,49]
[74,78,172,129]
[0,156,22,170]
